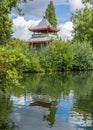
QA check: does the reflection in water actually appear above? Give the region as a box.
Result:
[30,100,57,127]
[43,106,57,128]
[1,72,93,130]
[0,90,15,130]
[71,86,93,129]
[71,72,93,129]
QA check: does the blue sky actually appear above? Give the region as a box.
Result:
[55,4,71,24]
[11,0,84,40]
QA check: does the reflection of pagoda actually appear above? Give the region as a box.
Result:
[29,94,57,128]
[28,16,59,52]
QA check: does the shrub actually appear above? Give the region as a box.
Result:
[71,41,93,70]
[0,45,29,87]
[7,39,43,73]
[40,42,74,72]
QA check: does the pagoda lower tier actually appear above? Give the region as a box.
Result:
[29,33,58,53]
[29,33,58,44]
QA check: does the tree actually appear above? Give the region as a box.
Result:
[45,1,57,28]
[0,0,32,45]
[0,1,13,45]
[0,14,12,45]
[71,7,93,44]
[82,0,93,5]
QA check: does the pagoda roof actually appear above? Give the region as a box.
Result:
[28,17,59,33]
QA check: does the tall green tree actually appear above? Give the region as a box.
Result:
[0,1,13,45]
[45,1,57,28]
[71,6,93,44]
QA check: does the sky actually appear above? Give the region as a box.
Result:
[10,0,84,41]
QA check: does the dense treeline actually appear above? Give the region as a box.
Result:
[1,39,93,88]
[1,39,92,74]
[40,41,93,71]
[21,40,93,72]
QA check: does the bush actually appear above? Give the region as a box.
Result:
[22,44,43,73]
[0,45,29,87]
[40,42,74,72]
[71,41,93,70]
[7,39,43,73]
[27,55,44,72]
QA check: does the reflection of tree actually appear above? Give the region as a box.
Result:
[73,87,93,124]
[0,90,15,130]
[20,72,74,99]
[71,72,93,127]
[73,71,93,97]
[43,104,57,128]
[30,100,57,128]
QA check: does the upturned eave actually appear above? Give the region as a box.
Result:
[29,27,60,33]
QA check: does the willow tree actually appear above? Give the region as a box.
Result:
[45,1,57,28]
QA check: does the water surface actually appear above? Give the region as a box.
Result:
[1,72,93,130]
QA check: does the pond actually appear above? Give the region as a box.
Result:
[0,72,93,130]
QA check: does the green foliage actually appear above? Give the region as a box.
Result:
[40,42,74,71]
[82,0,93,5]
[7,39,43,73]
[0,0,33,45]
[71,7,93,44]
[45,1,57,27]
[71,41,93,70]
[0,0,33,89]
[25,47,43,72]
[28,56,43,72]
[0,0,16,44]
[0,44,29,87]
[0,0,33,14]
[0,14,12,45]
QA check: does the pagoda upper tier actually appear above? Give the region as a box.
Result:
[28,17,59,33]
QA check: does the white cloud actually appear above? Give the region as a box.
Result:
[58,22,73,40]
[12,16,40,41]
[12,16,73,41]
[69,0,84,11]
[11,0,68,19]
[11,0,86,19]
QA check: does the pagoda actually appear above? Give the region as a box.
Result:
[28,16,60,53]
